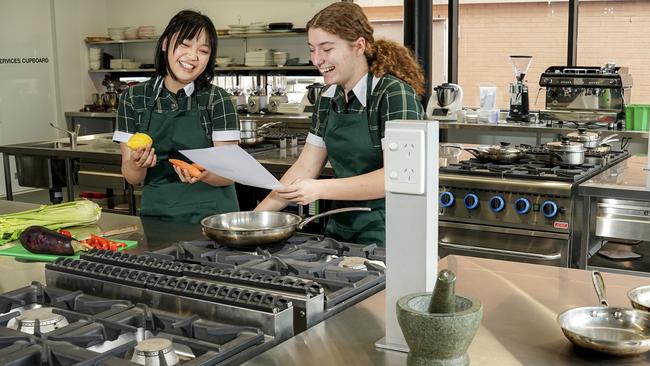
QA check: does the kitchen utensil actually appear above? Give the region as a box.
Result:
[464,142,526,164]
[239,121,283,146]
[0,239,137,262]
[557,271,650,356]
[547,137,586,166]
[306,83,325,104]
[628,285,650,312]
[201,207,371,248]
[587,143,612,156]
[566,128,600,148]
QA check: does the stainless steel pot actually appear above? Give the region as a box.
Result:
[567,128,618,149]
[239,121,283,147]
[546,138,586,166]
[557,271,650,356]
[566,128,600,148]
[628,285,650,312]
[201,207,371,248]
[464,142,526,164]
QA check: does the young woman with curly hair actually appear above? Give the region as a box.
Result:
[256,2,425,246]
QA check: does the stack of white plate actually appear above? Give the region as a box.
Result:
[246,22,268,34]
[138,25,155,39]
[108,27,128,41]
[88,47,102,70]
[245,49,272,67]
[228,24,248,35]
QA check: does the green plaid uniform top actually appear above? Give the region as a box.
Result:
[116,77,239,138]
[310,73,424,147]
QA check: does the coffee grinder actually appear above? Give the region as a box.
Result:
[506,55,533,122]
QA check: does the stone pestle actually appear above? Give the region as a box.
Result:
[428,269,456,314]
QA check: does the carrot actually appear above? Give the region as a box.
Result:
[169,158,202,177]
[191,162,205,171]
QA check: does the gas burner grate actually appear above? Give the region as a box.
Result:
[0,284,266,365]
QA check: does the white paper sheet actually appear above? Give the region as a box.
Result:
[180,145,282,190]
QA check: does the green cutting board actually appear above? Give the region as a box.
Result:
[0,239,138,262]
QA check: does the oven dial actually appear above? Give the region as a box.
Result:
[439,191,455,208]
[463,193,479,210]
[514,198,531,214]
[541,200,559,218]
[488,196,505,212]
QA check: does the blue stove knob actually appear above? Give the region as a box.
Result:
[463,193,479,210]
[439,191,455,208]
[489,196,505,213]
[514,198,531,215]
[541,200,558,218]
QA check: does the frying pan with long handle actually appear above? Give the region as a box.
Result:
[201,207,371,249]
[557,271,650,356]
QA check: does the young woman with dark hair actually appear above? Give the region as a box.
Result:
[256,2,425,246]
[113,10,239,223]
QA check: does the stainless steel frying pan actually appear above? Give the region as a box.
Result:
[557,271,650,356]
[201,207,371,248]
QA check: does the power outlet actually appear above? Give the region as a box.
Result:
[384,128,425,194]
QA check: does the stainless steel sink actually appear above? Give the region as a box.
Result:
[29,141,88,149]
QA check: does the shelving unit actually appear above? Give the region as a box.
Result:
[85,32,318,76]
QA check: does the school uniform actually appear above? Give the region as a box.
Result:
[307,72,424,246]
[113,77,240,223]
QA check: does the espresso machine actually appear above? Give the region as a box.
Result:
[538,63,633,129]
[426,83,463,121]
[506,55,533,122]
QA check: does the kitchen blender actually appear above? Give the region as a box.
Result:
[506,55,533,122]
[426,83,463,121]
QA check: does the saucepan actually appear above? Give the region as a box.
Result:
[239,121,283,147]
[201,207,371,248]
[557,271,650,356]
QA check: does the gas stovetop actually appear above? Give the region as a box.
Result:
[151,234,386,309]
[44,235,385,340]
[440,148,630,183]
[0,282,267,365]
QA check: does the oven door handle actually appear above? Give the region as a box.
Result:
[439,242,563,261]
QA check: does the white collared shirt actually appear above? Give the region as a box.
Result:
[306,74,380,148]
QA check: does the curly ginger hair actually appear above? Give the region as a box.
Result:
[306,2,425,97]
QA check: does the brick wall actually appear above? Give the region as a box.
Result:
[365,2,650,110]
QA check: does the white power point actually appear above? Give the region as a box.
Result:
[384,128,425,194]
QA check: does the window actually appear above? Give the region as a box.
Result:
[458,1,568,110]
[577,0,650,104]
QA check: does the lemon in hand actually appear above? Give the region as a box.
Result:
[127,133,153,150]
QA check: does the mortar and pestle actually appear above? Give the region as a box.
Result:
[397,269,483,366]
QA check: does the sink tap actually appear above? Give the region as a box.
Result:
[49,122,80,149]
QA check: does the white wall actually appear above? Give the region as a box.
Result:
[0,0,61,195]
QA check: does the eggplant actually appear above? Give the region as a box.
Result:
[19,226,87,255]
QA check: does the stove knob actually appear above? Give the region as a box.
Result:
[488,195,505,213]
[463,193,479,210]
[439,191,455,208]
[541,200,558,218]
[514,198,531,215]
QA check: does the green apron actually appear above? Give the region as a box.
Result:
[139,80,239,223]
[323,73,386,246]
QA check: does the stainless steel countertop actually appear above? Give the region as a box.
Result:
[0,200,206,293]
[62,111,649,138]
[579,155,650,200]
[245,255,650,365]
